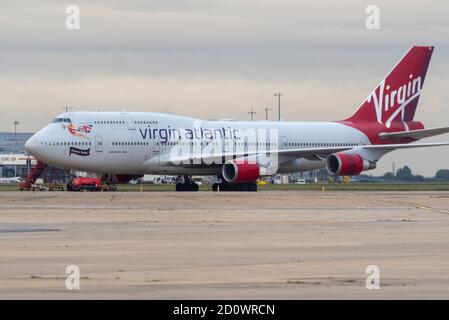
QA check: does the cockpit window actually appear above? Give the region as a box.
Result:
[52,118,71,123]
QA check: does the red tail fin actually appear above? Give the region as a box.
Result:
[345,46,433,128]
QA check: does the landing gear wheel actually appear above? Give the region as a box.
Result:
[212,183,219,192]
[175,180,199,192]
[219,182,230,191]
[216,182,258,192]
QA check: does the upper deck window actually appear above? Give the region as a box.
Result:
[52,118,71,123]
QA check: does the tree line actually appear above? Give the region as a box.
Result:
[382,166,449,182]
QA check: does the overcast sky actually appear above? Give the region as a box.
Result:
[1,0,448,176]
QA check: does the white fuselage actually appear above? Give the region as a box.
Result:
[26,112,371,176]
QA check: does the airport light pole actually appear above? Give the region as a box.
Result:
[247,107,256,121]
[274,92,282,121]
[27,154,30,177]
[63,106,74,113]
[263,107,272,120]
[13,121,19,153]
[13,121,19,177]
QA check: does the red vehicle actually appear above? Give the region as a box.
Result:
[67,177,101,192]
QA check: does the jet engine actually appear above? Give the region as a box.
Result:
[222,160,260,183]
[326,152,376,176]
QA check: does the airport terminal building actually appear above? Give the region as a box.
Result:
[0,132,32,154]
[0,132,33,177]
[0,132,67,182]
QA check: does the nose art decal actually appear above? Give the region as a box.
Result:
[63,123,93,139]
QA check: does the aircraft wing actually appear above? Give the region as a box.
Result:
[165,142,449,166]
[361,141,449,151]
[267,142,449,160]
[379,126,449,140]
[164,146,352,166]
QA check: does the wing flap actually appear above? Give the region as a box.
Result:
[362,141,449,151]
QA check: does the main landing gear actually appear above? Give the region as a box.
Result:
[175,176,258,192]
[212,181,257,192]
[175,175,199,192]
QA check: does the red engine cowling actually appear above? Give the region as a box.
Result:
[222,160,260,183]
[326,153,376,176]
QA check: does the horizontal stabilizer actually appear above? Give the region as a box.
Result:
[379,126,449,140]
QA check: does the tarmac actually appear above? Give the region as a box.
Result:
[0,190,448,299]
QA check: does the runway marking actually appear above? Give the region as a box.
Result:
[400,201,449,215]
[0,227,61,233]
[0,205,407,211]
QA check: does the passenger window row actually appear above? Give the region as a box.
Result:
[112,142,150,146]
[111,141,277,147]
[94,120,125,125]
[135,121,158,125]
[287,142,361,147]
[92,120,159,125]
[39,140,361,148]
[41,141,92,146]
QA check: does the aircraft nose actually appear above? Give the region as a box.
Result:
[25,135,40,156]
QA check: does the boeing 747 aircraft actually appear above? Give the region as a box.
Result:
[25,46,449,191]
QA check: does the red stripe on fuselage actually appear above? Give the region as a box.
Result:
[337,120,425,145]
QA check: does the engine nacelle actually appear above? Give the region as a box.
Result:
[222,160,260,183]
[326,153,376,176]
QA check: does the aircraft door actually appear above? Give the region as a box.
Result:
[359,136,369,146]
[144,139,160,166]
[95,135,103,152]
[281,136,288,149]
[63,142,69,160]
[153,139,160,153]
[121,113,136,130]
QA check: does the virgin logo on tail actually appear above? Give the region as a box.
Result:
[344,46,433,126]
[367,74,422,128]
